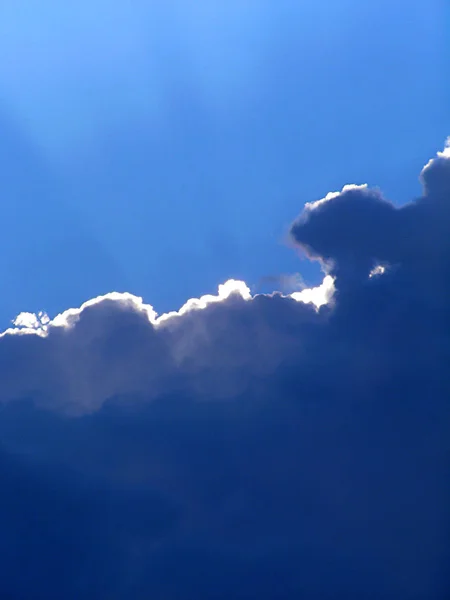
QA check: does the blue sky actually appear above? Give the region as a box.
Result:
[0,1,446,324]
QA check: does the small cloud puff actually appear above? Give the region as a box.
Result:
[290,274,335,307]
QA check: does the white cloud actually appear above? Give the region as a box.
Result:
[304,184,368,212]
[438,137,450,158]
[369,264,386,278]
[290,275,335,308]
[13,312,43,329]
[157,279,251,323]
[51,291,158,329]
[420,138,450,181]
[4,276,330,340]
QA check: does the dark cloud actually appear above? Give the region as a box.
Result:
[289,142,450,292]
[0,143,450,598]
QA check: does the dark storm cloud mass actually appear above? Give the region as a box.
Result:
[290,144,450,290]
[1,143,450,599]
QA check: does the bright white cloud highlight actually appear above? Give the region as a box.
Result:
[369,265,386,278]
[157,279,252,323]
[420,138,450,182]
[290,275,335,308]
[4,276,331,339]
[304,184,368,212]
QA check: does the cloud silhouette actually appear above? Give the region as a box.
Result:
[0,142,449,598]
[290,139,450,293]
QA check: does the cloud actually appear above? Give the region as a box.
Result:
[290,274,335,307]
[0,276,328,414]
[0,141,449,598]
[289,140,450,293]
[420,137,450,195]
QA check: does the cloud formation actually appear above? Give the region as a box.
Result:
[0,142,450,598]
[0,276,331,414]
[290,138,450,292]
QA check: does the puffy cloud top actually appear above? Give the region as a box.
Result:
[290,141,450,293]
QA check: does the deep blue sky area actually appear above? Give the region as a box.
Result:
[0,0,447,324]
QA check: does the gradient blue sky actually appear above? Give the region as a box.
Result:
[0,0,447,325]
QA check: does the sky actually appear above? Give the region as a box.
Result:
[0,0,447,323]
[0,1,450,599]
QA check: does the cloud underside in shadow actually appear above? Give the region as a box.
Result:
[0,141,450,599]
